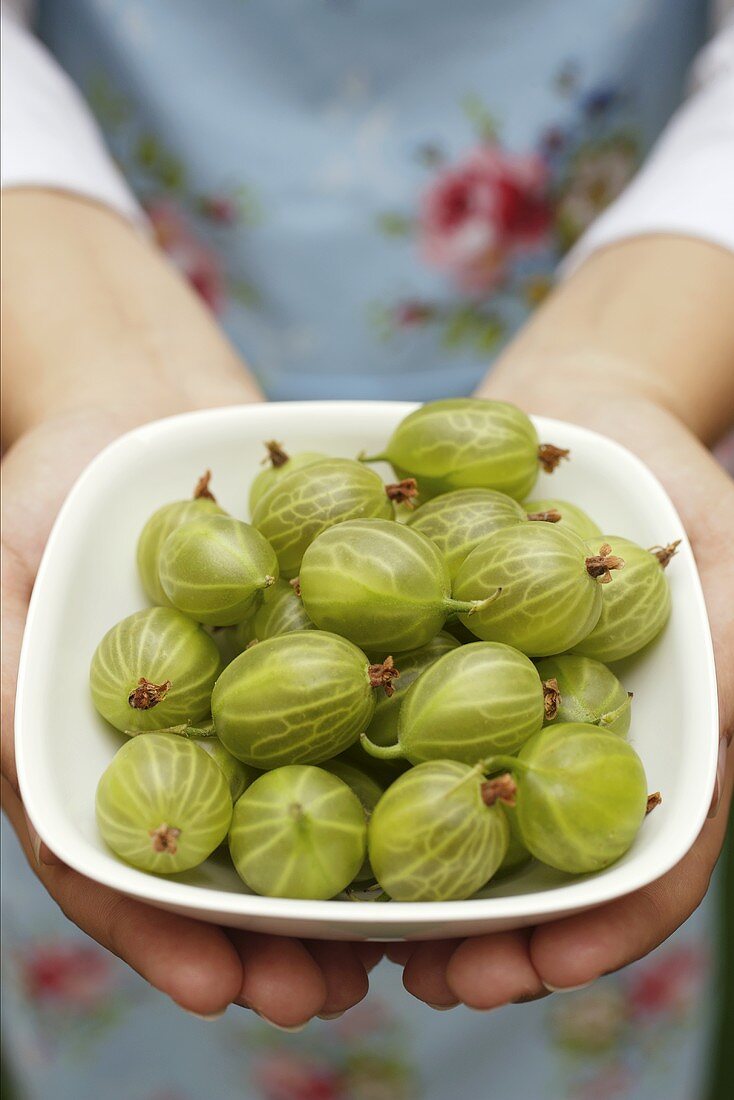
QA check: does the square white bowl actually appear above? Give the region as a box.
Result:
[15,402,718,941]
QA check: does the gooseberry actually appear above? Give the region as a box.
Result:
[362,642,549,764]
[523,498,602,540]
[367,760,510,901]
[406,488,529,578]
[136,471,225,605]
[360,398,568,501]
[159,514,279,626]
[365,631,461,749]
[206,618,257,667]
[299,519,498,653]
[228,765,367,899]
[572,538,679,663]
[321,758,385,883]
[535,654,632,736]
[211,630,397,768]
[248,442,326,515]
[195,737,261,802]
[251,577,314,640]
[90,607,221,733]
[251,457,396,577]
[497,803,531,876]
[95,732,232,873]
[454,525,625,656]
[486,722,650,874]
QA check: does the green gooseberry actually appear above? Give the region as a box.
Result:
[362,642,550,765]
[367,760,510,902]
[251,457,396,578]
[248,442,326,515]
[211,630,397,768]
[251,578,314,640]
[96,732,232,873]
[206,618,257,668]
[497,803,531,876]
[90,607,221,733]
[321,758,385,883]
[523,498,602,540]
[366,632,461,749]
[406,488,529,578]
[228,765,367,899]
[195,737,261,802]
[299,519,497,654]
[572,537,679,663]
[487,722,650,874]
[454,524,625,657]
[159,514,279,626]
[136,471,225,606]
[535,654,632,736]
[360,398,569,501]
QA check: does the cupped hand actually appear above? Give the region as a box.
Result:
[399,392,734,1010]
[1,408,380,1024]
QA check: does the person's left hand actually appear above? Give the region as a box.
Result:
[393,392,733,1010]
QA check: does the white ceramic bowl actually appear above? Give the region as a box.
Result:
[15,402,718,941]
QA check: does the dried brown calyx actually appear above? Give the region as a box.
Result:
[262,440,290,468]
[193,469,216,501]
[289,577,302,597]
[368,656,400,697]
[586,543,625,584]
[538,443,570,473]
[543,678,561,720]
[128,677,172,710]
[527,508,562,524]
[481,774,517,808]
[149,823,181,854]
[646,791,663,815]
[385,478,419,508]
[649,541,681,569]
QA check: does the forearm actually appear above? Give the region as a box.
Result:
[478,235,734,445]
[1,189,262,448]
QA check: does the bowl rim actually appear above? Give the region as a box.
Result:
[15,401,719,929]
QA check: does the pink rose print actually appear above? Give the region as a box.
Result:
[253,1054,344,1100]
[627,944,706,1021]
[418,146,552,293]
[146,199,225,313]
[20,941,116,1010]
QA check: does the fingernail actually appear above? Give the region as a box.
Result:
[708,736,729,818]
[23,810,42,867]
[317,1011,346,1021]
[256,1013,308,1033]
[542,979,595,993]
[427,1002,458,1012]
[189,1009,227,1021]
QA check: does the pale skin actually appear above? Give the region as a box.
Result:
[2,189,733,1024]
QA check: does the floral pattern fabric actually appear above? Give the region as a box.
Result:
[3,1,721,1098]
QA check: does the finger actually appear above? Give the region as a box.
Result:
[446,930,545,1010]
[403,939,461,1007]
[229,931,327,1028]
[352,940,385,973]
[384,942,418,966]
[3,782,242,1015]
[304,940,369,1017]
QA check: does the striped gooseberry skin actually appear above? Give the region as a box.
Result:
[572,536,672,663]
[248,448,327,515]
[366,631,460,749]
[362,398,541,501]
[406,488,528,578]
[507,722,648,874]
[385,642,546,764]
[368,761,509,902]
[321,758,385,883]
[497,804,531,876]
[228,765,367,899]
[299,519,487,653]
[195,737,261,802]
[535,654,631,736]
[211,631,377,768]
[137,497,224,606]
[90,607,221,733]
[252,578,314,640]
[159,514,279,626]
[96,733,232,873]
[251,458,394,578]
[523,498,602,541]
[454,524,606,657]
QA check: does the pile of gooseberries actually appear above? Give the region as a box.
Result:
[91,398,674,903]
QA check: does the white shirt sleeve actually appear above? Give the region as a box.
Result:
[563,13,734,273]
[0,0,142,224]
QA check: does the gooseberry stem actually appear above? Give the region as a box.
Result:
[262,440,290,468]
[598,694,633,729]
[527,509,562,524]
[481,754,530,776]
[193,470,216,501]
[649,540,681,569]
[537,443,570,473]
[443,589,502,616]
[646,792,662,814]
[126,719,216,739]
[358,450,388,464]
[359,732,403,760]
